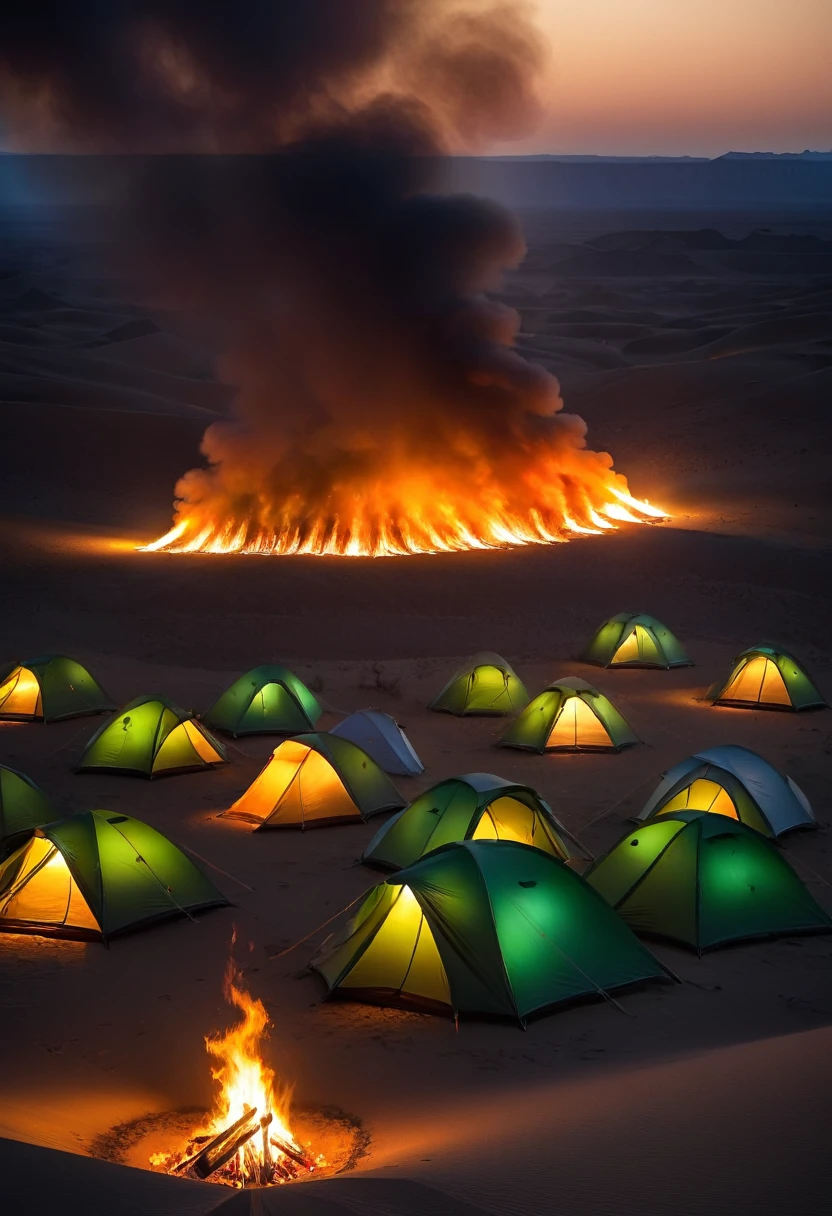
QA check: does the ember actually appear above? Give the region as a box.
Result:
[152,964,322,1186]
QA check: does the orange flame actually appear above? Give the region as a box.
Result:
[140,461,667,558]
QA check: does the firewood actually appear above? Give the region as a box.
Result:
[270,1133,315,1171]
[192,1107,258,1179]
[196,1121,259,1179]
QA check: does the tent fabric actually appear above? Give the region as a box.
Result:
[707,645,826,711]
[499,677,638,753]
[0,654,114,723]
[77,696,228,779]
[0,766,54,854]
[362,772,581,870]
[585,812,832,952]
[202,665,322,737]
[330,710,424,776]
[429,652,529,716]
[580,615,691,669]
[637,745,814,838]
[0,810,229,940]
[224,732,404,829]
[313,840,671,1023]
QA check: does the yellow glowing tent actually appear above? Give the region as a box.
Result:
[706,645,826,712]
[0,654,113,722]
[224,732,405,829]
[77,696,228,779]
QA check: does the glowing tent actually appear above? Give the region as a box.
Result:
[499,677,638,753]
[202,664,322,737]
[706,644,825,712]
[77,696,228,779]
[429,652,529,716]
[580,614,691,669]
[313,840,672,1022]
[224,732,404,829]
[362,772,581,870]
[0,810,229,941]
[0,654,114,722]
[636,744,814,839]
[0,765,54,855]
[586,812,831,952]
[330,710,424,776]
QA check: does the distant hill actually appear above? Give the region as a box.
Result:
[718,150,832,161]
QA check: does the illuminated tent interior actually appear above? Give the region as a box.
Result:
[707,644,826,712]
[500,677,638,753]
[637,744,815,839]
[202,664,322,737]
[0,654,114,722]
[429,652,530,716]
[362,772,583,871]
[0,765,54,856]
[586,812,832,953]
[77,696,228,779]
[580,614,691,669]
[224,732,404,829]
[331,710,424,776]
[313,840,672,1022]
[0,810,229,941]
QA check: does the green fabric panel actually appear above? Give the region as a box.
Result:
[633,626,662,665]
[617,828,699,945]
[30,655,113,722]
[278,670,323,726]
[240,683,310,734]
[589,694,638,747]
[642,618,690,667]
[500,689,562,750]
[313,884,395,990]
[92,812,226,935]
[773,653,825,710]
[727,780,773,837]
[697,828,832,948]
[45,813,105,923]
[0,767,54,842]
[80,700,165,774]
[586,819,688,908]
[152,723,205,774]
[580,618,626,665]
[395,846,516,1016]
[320,734,404,815]
[363,780,476,869]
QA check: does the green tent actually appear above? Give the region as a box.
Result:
[637,745,814,838]
[0,809,229,941]
[706,644,826,712]
[313,840,672,1022]
[203,664,322,737]
[580,614,691,669]
[585,812,832,953]
[0,765,54,854]
[429,652,529,716]
[362,772,582,870]
[499,677,638,753]
[224,732,404,829]
[0,654,114,722]
[77,696,228,779]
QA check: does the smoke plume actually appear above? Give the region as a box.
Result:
[0,3,648,555]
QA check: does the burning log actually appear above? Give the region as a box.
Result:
[259,1113,273,1185]
[270,1132,316,1173]
[191,1106,259,1180]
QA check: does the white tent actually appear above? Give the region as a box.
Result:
[330,710,424,776]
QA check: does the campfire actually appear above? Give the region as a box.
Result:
[152,964,323,1186]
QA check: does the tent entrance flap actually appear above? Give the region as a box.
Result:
[722,656,791,706]
[0,668,41,718]
[473,797,536,847]
[547,697,611,749]
[0,837,97,931]
[661,778,739,820]
[613,626,660,665]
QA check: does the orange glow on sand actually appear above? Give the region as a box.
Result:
[141,478,667,558]
[151,962,322,1186]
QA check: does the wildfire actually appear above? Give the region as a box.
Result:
[152,964,322,1186]
[140,479,667,558]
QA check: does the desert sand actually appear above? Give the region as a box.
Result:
[0,204,831,1214]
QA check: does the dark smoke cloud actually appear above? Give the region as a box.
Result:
[0,4,622,552]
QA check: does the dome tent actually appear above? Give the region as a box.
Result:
[330,710,423,776]
[77,696,228,779]
[586,813,832,953]
[0,810,229,941]
[636,744,814,839]
[706,644,826,712]
[363,772,583,870]
[429,652,529,716]
[224,732,404,830]
[0,654,114,723]
[313,840,672,1023]
[0,765,54,856]
[500,677,638,753]
[580,614,691,669]
[203,664,322,737]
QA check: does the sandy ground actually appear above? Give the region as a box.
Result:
[0,205,831,1214]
